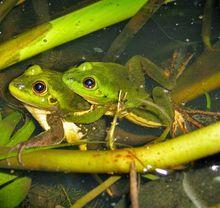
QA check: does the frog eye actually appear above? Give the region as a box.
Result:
[83,77,96,89]
[32,81,47,94]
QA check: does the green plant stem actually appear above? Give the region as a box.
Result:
[0,0,147,70]
[103,0,165,62]
[0,0,18,23]
[0,121,220,173]
[71,176,121,208]
[204,92,211,111]
[201,0,214,50]
[172,41,220,104]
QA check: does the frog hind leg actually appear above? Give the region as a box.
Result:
[151,87,200,138]
[126,105,171,142]
[80,119,107,150]
[126,56,146,87]
[130,54,195,90]
[125,108,163,128]
[152,86,175,140]
[173,105,220,134]
[128,55,175,90]
[152,87,174,121]
[126,88,173,138]
[170,49,194,80]
[153,88,217,137]
[133,87,174,141]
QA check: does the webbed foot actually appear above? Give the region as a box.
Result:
[171,105,220,137]
[9,132,65,165]
[8,142,26,165]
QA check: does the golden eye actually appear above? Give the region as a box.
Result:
[83,77,96,89]
[32,81,47,94]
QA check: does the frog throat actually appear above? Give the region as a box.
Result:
[24,105,84,143]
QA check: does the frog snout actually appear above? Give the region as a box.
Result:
[63,72,74,83]
[10,81,25,90]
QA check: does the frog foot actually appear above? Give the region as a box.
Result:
[177,107,220,118]
[164,49,194,81]
[171,108,203,137]
[9,127,65,165]
[9,142,27,165]
[172,110,188,137]
[172,106,220,136]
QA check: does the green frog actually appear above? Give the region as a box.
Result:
[62,56,175,133]
[9,65,106,156]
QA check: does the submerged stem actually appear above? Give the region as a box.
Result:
[104,0,165,62]
[71,176,121,208]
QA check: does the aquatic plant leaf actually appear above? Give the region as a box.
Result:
[0,111,22,145]
[0,176,31,208]
[0,172,18,186]
[0,0,148,71]
[6,119,35,147]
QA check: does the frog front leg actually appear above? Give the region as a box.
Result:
[63,105,108,124]
[11,113,65,163]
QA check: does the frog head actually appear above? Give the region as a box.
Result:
[9,65,76,111]
[63,62,125,105]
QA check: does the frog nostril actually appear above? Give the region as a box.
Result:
[14,82,25,90]
[63,72,74,83]
[65,74,74,82]
[69,77,74,82]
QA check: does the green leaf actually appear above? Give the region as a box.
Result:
[0,172,18,186]
[142,173,159,180]
[7,119,35,147]
[0,176,31,208]
[0,112,22,145]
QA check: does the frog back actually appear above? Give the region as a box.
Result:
[63,62,148,107]
[90,62,149,107]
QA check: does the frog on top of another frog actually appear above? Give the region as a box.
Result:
[62,54,214,138]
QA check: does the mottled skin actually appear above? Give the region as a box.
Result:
[9,65,106,151]
[62,56,174,128]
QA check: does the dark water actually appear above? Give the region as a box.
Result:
[0,0,219,207]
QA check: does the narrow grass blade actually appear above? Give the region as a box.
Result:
[7,119,35,147]
[0,112,22,145]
